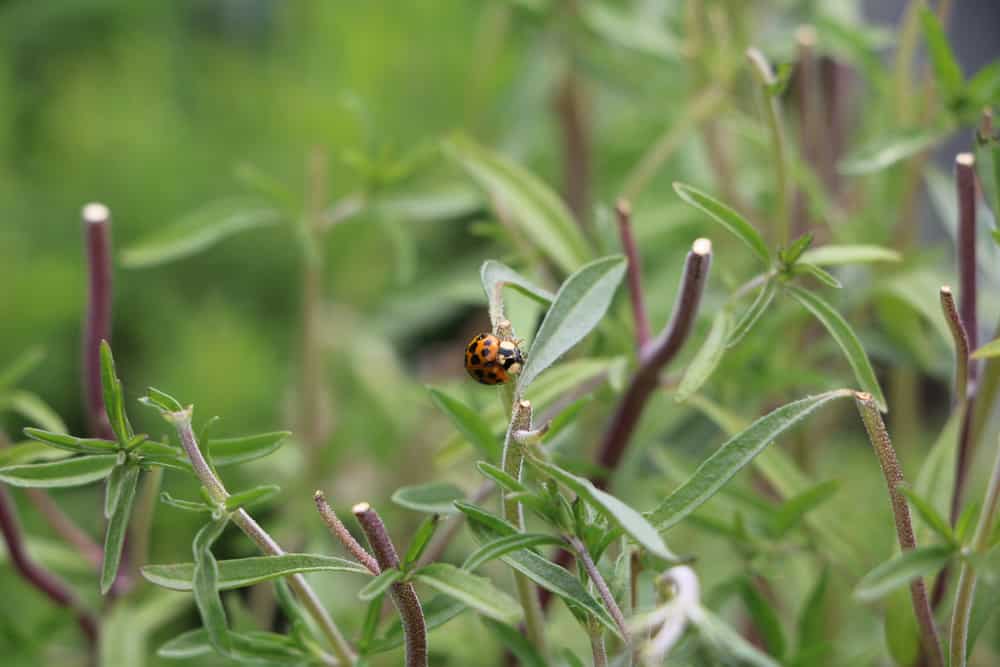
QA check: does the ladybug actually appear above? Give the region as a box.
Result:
[464,333,524,385]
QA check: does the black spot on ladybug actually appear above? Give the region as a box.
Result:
[474,369,485,379]
[470,354,480,365]
[481,338,491,346]
[467,343,476,353]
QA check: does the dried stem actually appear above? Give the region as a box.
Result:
[0,487,99,647]
[615,200,651,350]
[82,203,114,441]
[746,48,791,247]
[854,393,943,667]
[353,502,427,667]
[313,491,379,575]
[950,435,1000,667]
[567,535,629,641]
[166,410,355,665]
[595,239,712,486]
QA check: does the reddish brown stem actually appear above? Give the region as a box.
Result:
[82,203,114,441]
[314,491,379,575]
[615,200,651,350]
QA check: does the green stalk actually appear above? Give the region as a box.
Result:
[746,48,790,248]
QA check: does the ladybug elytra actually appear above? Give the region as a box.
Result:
[464,333,524,385]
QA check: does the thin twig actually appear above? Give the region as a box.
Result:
[854,393,944,667]
[940,287,970,408]
[0,487,99,647]
[82,203,114,441]
[615,200,651,350]
[353,502,428,667]
[313,491,379,575]
[567,535,629,641]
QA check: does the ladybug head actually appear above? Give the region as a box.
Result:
[497,340,524,375]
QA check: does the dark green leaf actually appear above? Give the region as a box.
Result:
[728,280,778,348]
[101,464,140,594]
[121,199,283,268]
[359,569,403,601]
[428,389,501,460]
[676,309,731,403]
[208,432,291,466]
[412,562,522,624]
[899,486,956,545]
[772,480,840,536]
[462,532,563,572]
[402,515,440,569]
[358,594,384,652]
[143,553,369,591]
[919,7,965,104]
[0,454,118,488]
[518,256,627,390]
[780,233,814,266]
[392,482,466,515]
[224,484,281,511]
[192,518,232,652]
[480,618,547,667]
[787,286,886,411]
[797,568,829,658]
[650,390,853,531]
[854,545,956,601]
[673,182,770,265]
[799,244,902,266]
[691,605,781,667]
[443,136,591,274]
[22,428,117,455]
[100,341,132,446]
[740,580,786,658]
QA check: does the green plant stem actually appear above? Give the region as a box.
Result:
[746,48,790,248]
[167,409,356,665]
[567,535,629,642]
[854,393,944,667]
[949,435,1000,667]
[353,502,428,667]
[590,628,608,667]
[501,398,547,654]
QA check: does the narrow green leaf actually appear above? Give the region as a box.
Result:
[793,263,843,289]
[22,428,117,455]
[100,341,131,445]
[224,484,280,512]
[191,518,232,652]
[543,396,592,442]
[157,628,306,664]
[0,454,118,488]
[475,461,530,495]
[392,482,465,515]
[367,595,466,655]
[359,569,403,601]
[358,594,385,652]
[787,286,886,411]
[854,545,956,601]
[518,255,627,390]
[968,61,1000,106]
[650,390,853,531]
[101,464,140,594]
[899,486,956,545]
[673,182,770,265]
[1,391,67,433]
[159,491,212,513]
[142,554,369,591]
[105,463,127,519]
[443,135,592,274]
[676,309,732,403]
[402,515,440,569]
[412,562,522,624]
[0,441,72,467]
[143,386,184,413]
[529,458,677,562]
[799,244,902,266]
[0,346,45,390]
[740,580,786,658]
[839,129,944,174]
[772,480,840,536]
[480,260,555,307]
[728,280,778,348]
[691,605,781,667]
[797,568,830,658]
[972,337,1000,360]
[462,533,563,572]
[919,7,965,104]
[428,389,501,460]
[121,199,283,268]
[480,618,548,667]
[207,431,291,466]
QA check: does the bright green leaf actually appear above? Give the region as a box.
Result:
[101,463,140,594]
[772,480,839,536]
[854,544,956,601]
[797,568,830,658]
[224,484,280,511]
[100,341,132,446]
[673,182,770,265]
[462,532,563,572]
[799,244,902,266]
[1,391,67,433]
[143,553,369,591]
[359,569,403,601]
[919,7,965,104]
[208,432,291,466]
[839,129,944,174]
[159,491,212,513]
[899,486,956,545]
[676,309,731,403]
[972,338,1000,360]
[191,518,232,652]
[22,428,117,455]
[392,482,466,515]
[0,454,118,488]
[728,280,778,348]
[403,515,440,569]
[428,389,501,460]
[740,580,786,658]
[412,562,523,624]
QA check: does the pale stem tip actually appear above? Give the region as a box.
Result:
[692,238,712,255]
[956,153,975,167]
[795,25,817,46]
[855,391,872,401]
[82,202,110,224]
[941,285,953,295]
[615,199,632,217]
[314,490,324,500]
[352,502,371,514]
[519,399,531,410]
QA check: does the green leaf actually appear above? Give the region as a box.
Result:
[480,260,555,307]
[740,580,786,658]
[105,463,128,519]
[972,337,1000,360]
[157,629,306,664]
[101,463,140,594]
[358,594,384,652]
[476,461,530,495]
[779,233,814,266]
[884,587,920,665]
[839,129,944,174]
[518,256,627,390]
[787,286,886,411]
[676,309,731,403]
[159,491,212,513]
[0,346,45,390]
[0,441,72,467]
[207,431,291,466]
[728,280,778,348]
[919,7,965,104]
[480,618,547,667]
[650,390,853,531]
[223,484,280,512]
[899,486,956,545]
[462,533,564,572]
[100,341,132,446]
[968,61,1000,106]
[402,515,440,569]
[359,569,403,601]
[412,562,523,624]
[191,518,232,652]
[543,396,592,442]
[529,458,677,562]
[793,263,842,289]
[1,391,67,433]
[854,545,956,601]
[367,594,466,655]
[142,553,370,591]
[797,568,830,659]
[771,480,840,536]
[121,199,283,268]
[392,482,466,515]
[22,428,117,455]
[457,502,621,635]
[142,386,184,413]
[673,182,770,265]
[428,389,501,460]
[691,605,782,667]
[798,244,902,266]
[0,454,118,488]
[443,136,591,273]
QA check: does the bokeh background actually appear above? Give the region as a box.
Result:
[2,1,1000,665]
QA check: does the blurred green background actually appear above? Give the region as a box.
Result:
[2,0,1000,665]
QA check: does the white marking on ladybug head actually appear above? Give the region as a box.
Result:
[507,361,522,375]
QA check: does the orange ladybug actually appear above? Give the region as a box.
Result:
[464,333,524,385]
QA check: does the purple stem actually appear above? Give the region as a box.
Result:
[956,154,978,355]
[615,200,651,350]
[82,203,114,441]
